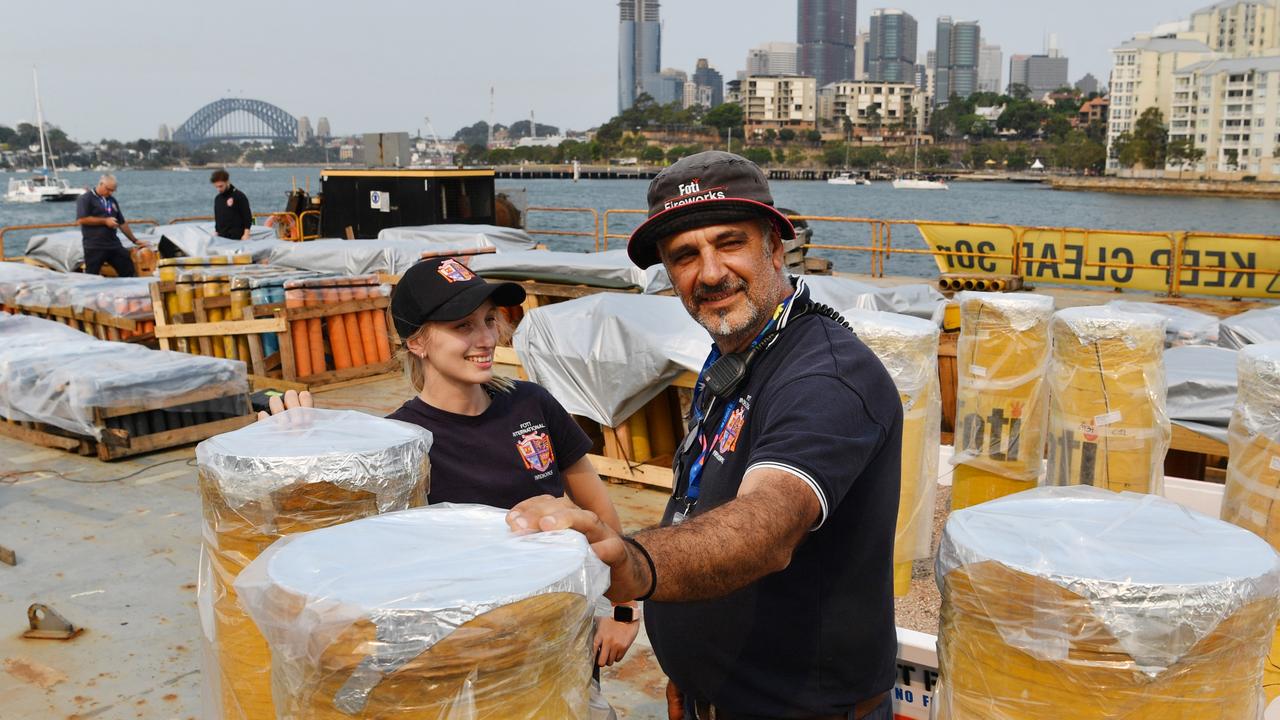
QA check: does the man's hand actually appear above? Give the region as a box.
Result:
[593,615,639,667]
[505,495,648,603]
[666,679,685,720]
[104,217,119,229]
[256,389,313,421]
[241,230,251,240]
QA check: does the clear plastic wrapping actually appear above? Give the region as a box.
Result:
[1220,342,1280,714]
[233,504,608,719]
[195,408,433,720]
[0,262,65,307]
[1045,306,1170,494]
[845,309,940,597]
[0,334,248,437]
[50,277,156,319]
[952,292,1055,510]
[936,485,1280,719]
[1107,300,1219,347]
[0,313,97,348]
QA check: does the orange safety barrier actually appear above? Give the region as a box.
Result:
[297,210,322,241]
[525,207,601,250]
[601,209,648,251]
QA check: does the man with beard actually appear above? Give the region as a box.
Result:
[508,152,902,720]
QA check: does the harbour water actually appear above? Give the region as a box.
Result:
[4,168,1279,276]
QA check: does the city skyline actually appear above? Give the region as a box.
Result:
[0,0,1223,142]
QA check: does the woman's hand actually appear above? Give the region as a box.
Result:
[256,389,313,421]
[594,614,640,667]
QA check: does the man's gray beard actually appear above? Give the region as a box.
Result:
[703,294,766,344]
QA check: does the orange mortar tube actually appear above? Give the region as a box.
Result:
[370,285,392,363]
[353,285,380,367]
[337,285,368,368]
[306,287,325,376]
[323,283,351,371]
[285,287,312,377]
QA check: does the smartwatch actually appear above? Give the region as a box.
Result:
[613,605,639,623]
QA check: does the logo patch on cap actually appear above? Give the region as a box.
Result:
[437,258,476,283]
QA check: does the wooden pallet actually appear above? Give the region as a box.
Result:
[150,282,400,391]
[13,303,155,345]
[0,381,253,461]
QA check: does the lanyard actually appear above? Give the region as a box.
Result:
[675,291,799,521]
[95,192,112,214]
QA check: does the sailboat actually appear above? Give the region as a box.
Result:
[5,69,84,203]
[892,137,948,191]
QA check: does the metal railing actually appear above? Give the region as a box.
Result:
[1,219,160,260]
[601,209,648,251]
[524,207,600,250]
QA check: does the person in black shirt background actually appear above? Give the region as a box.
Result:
[210,168,253,239]
[75,174,147,276]
[259,257,641,676]
[508,152,902,720]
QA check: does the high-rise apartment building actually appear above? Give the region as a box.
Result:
[618,0,661,112]
[823,80,926,134]
[692,58,725,107]
[1168,56,1280,178]
[745,75,819,133]
[644,68,688,106]
[798,0,858,86]
[1009,54,1070,96]
[867,9,918,84]
[1189,0,1280,57]
[1105,32,1212,170]
[934,17,981,105]
[747,42,800,76]
[978,44,1003,93]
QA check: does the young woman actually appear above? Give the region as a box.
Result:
[262,257,639,669]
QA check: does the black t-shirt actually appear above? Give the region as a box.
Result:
[645,308,903,718]
[387,381,593,508]
[76,190,126,249]
[214,185,253,239]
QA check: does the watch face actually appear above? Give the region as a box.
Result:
[613,605,635,623]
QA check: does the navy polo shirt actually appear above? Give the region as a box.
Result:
[645,308,903,718]
[387,381,593,508]
[76,190,126,249]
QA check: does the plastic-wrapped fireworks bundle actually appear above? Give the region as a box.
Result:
[195,409,433,720]
[1220,342,1280,714]
[235,504,609,719]
[846,309,939,597]
[936,486,1280,720]
[951,292,1054,510]
[1044,307,1169,494]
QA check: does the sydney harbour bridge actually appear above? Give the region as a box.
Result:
[172,98,299,147]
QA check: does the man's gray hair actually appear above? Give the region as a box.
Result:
[98,173,117,186]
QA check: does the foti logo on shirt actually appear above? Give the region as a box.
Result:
[226,197,235,207]
[718,406,747,455]
[437,258,476,283]
[516,429,555,473]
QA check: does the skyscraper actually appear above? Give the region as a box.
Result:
[934,17,980,105]
[867,9,918,84]
[798,0,858,86]
[746,42,799,76]
[618,0,661,112]
[692,58,725,107]
[978,44,1003,93]
[1009,54,1070,96]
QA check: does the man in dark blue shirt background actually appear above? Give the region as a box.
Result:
[75,174,146,276]
[509,152,902,720]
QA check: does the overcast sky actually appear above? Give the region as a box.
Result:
[1,1,1211,142]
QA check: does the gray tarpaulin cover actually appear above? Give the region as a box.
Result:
[513,293,709,427]
[468,249,672,294]
[1165,345,1238,445]
[1220,306,1280,349]
[24,229,162,272]
[154,222,284,261]
[1108,300,1220,347]
[0,312,97,347]
[376,224,537,253]
[0,315,247,438]
[803,275,945,323]
[267,231,532,276]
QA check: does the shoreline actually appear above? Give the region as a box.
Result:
[1050,176,1280,200]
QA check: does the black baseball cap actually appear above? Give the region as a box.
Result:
[627,151,796,269]
[390,257,526,339]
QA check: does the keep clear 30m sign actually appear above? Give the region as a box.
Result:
[916,223,1280,300]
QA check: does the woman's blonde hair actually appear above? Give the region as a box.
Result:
[396,314,516,395]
